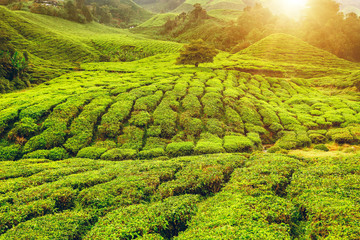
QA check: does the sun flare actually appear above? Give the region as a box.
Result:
[278,0,308,19]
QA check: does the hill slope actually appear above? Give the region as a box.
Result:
[173,0,246,12]
[239,33,358,69]
[0,7,182,88]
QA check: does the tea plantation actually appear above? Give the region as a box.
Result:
[1,6,360,239]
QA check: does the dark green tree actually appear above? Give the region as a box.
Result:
[176,39,218,67]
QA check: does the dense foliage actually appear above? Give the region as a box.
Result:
[176,39,218,67]
[0,153,359,239]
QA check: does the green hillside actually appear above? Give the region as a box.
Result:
[0,6,182,89]
[1,5,360,240]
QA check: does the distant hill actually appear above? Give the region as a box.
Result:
[134,0,253,13]
[133,0,186,12]
[135,0,360,18]
[173,0,248,12]
[85,0,154,26]
[239,33,357,69]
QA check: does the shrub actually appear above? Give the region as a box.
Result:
[24,126,67,153]
[0,198,56,234]
[129,111,151,127]
[201,92,223,118]
[275,131,298,150]
[235,98,262,126]
[153,97,178,138]
[158,154,245,198]
[194,133,225,155]
[65,97,112,153]
[180,115,203,137]
[170,81,188,100]
[118,126,144,150]
[269,122,284,132]
[23,149,50,159]
[166,142,195,157]
[1,210,95,240]
[0,144,22,160]
[64,132,92,154]
[188,87,204,97]
[134,90,163,112]
[77,147,107,159]
[278,112,301,128]
[175,154,300,239]
[92,140,117,150]
[224,106,245,134]
[78,188,115,209]
[258,107,280,126]
[324,112,345,126]
[223,135,254,153]
[314,144,329,152]
[205,118,226,137]
[51,187,78,210]
[139,148,165,159]
[223,87,241,98]
[348,124,360,143]
[101,148,137,161]
[309,133,327,143]
[244,123,268,135]
[182,94,202,117]
[147,126,162,137]
[98,100,133,138]
[7,117,39,141]
[85,195,200,239]
[267,146,282,153]
[247,132,262,149]
[326,128,355,144]
[19,97,66,120]
[24,147,68,160]
[143,137,168,150]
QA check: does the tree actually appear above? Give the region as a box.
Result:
[176,39,218,67]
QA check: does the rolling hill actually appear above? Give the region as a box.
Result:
[1,7,360,240]
[238,33,358,68]
[173,0,247,12]
[0,6,182,87]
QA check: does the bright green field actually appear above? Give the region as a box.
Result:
[1,7,360,239]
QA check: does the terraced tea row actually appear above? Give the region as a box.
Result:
[1,56,360,160]
[0,154,244,237]
[1,153,359,239]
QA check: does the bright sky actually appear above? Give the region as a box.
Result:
[268,0,308,19]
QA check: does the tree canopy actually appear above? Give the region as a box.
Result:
[176,39,218,67]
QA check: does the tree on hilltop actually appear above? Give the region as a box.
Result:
[176,39,218,67]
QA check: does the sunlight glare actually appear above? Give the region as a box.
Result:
[279,0,308,19]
